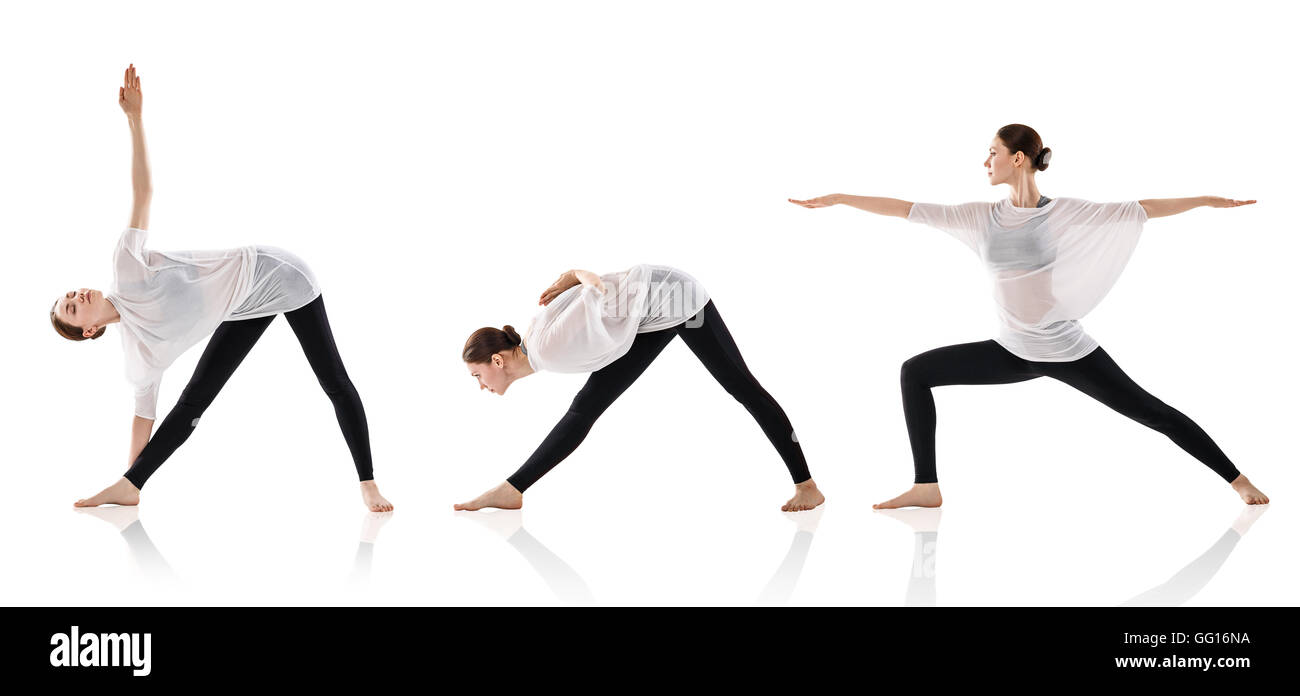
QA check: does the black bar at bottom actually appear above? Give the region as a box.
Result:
[1,606,1285,683]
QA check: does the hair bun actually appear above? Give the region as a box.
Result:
[1036,147,1053,171]
[502,325,522,346]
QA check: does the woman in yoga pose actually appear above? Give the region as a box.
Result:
[456,265,823,512]
[790,123,1268,509]
[55,65,393,512]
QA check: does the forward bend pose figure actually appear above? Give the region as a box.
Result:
[53,65,393,512]
[457,265,823,512]
[791,123,1268,509]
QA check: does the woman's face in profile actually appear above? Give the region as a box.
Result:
[985,137,1017,186]
[53,288,106,338]
[468,358,511,395]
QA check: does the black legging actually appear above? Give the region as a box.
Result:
[901,340,1240,485]
[506,300,812,493]
[123,295,373,489]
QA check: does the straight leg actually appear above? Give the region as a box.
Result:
[505,327,681,493]
[1038,346,1242,483]
[123,315,275,489]
[283,295,375,482]
[676,301,813,484]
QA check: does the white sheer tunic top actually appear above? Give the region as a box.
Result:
[523,264,710,373]
[908,196,1147,361]
[105,228,321,419]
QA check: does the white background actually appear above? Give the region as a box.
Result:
[1,0,1294,606]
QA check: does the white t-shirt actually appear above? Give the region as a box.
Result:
[105,228,321,419]
[523,264,710,373]
[908,196,1147,361]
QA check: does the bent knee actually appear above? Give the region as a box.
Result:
[900,356,930,387]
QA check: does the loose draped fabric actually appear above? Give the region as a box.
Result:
[523,264,711,373]
[105,228,321,419]
[908,197,1148,361]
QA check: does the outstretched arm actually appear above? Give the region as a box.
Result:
[788,194,913,218]
[538,269,606,306]
[1139,196,1255,219]
[119,64,152,230]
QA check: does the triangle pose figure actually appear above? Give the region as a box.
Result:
[52,66,394,512]
[458,265,824,512]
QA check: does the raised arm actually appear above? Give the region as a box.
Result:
[538,269,606,306]
[119,64,152,230]
[1138,196,1255,219]
[788,194,913,218]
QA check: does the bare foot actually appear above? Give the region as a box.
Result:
[74,477,140,508]
[360,480,394,512]
[873,483,942,510]
[1230,475,1269,505]
[782,479,825,512]
[454,481,523,511]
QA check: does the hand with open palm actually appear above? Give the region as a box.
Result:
[538,271,580,306]
[787,194,842,209]
[119,63,142,118]
[1204,196,1256,208]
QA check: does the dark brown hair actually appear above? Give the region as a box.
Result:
[50,300,105,341]
[462,325,522,363]
[996,124,1052,172]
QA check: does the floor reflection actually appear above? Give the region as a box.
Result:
[1120,505,1267,607]
[75,506,178,581]
[876,508,941,607]
[349,511,394,587]
[757,507,824,605]
[456,510,594,605]
[78,506,399,591]
[874,504,1266,607]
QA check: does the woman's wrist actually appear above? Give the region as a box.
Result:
[574,270,604,293]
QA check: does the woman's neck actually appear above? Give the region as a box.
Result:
[101,296,122,325]
[510,346,535,380]
[1006,174,1042,208]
